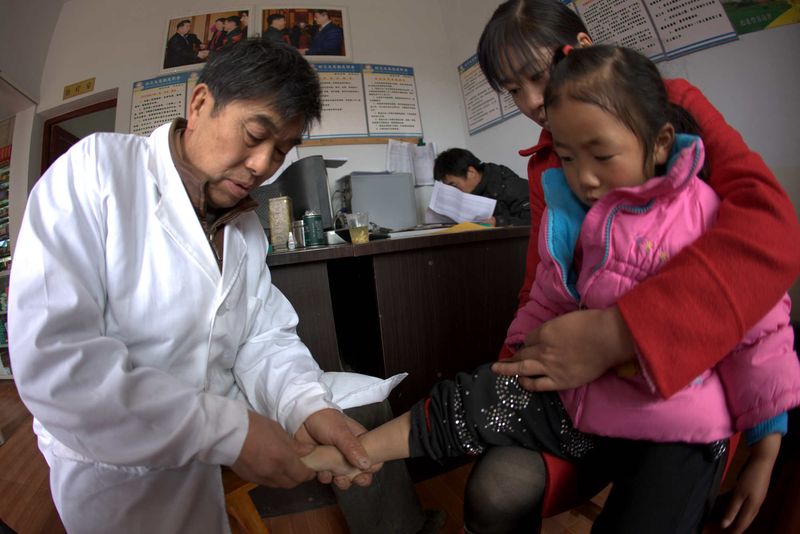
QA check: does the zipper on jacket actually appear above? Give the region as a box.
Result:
[208,230,222,266]
[592,202,653,274]
[574,201,655,308]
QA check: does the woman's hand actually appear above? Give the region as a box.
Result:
[492,307,636,391]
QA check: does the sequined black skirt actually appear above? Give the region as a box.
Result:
[408,363,595,462]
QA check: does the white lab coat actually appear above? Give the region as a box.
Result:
[9,123,337,533]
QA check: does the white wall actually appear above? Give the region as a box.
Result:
[29,0,468,220]
[7,1,800,311]
[9,105,39,254]
[436,0,541,179]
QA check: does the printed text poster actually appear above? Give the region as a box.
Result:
[309,64,369,139]
[130,71,200,136]
[363,65,422,137]
[458,54,520,136]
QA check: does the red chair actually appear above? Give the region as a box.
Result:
[540,433,742,520]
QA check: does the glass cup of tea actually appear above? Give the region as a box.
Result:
[346,212,370,245]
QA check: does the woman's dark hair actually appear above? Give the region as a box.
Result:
[433,148,484,181]
[199,39,322,132]
[545,45,704,178]
[478,0,588,91]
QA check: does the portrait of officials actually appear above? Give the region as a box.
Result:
[262,8,348,58]
[162,11,249,70]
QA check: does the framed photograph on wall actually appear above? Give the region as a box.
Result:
[161,7,254,73]
[261,7,352,62]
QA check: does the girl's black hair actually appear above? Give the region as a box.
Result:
[545,45,706,179]
[477,0,588,92]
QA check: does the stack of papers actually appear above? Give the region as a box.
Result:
[426,181,496,223]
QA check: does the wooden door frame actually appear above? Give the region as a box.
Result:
[41,98,117,174]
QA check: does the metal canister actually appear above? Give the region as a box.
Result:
[268,196,293,250]
[302,210,326,247]
[291,220,306,248]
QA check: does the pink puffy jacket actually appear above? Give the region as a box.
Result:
[506,135,800,443]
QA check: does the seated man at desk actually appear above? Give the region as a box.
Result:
[434,148,531,227]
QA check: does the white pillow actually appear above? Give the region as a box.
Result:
[320,371,408,410]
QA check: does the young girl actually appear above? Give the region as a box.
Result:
[300,46,800,533]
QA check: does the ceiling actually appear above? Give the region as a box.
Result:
[0,75,37,122]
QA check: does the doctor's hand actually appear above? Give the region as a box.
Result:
[296,408,381,490]
[231,410,315,488]
[492,307,635,392]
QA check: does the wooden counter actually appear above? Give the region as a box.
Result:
[267,227,530,413]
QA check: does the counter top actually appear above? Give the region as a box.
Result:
[267,226,530,267]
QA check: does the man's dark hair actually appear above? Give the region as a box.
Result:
[225,16,241,27]
[268,14,286,26]
[177,20,191,30]
[238,11,248,18]
[314,9,330,17]
[478,0,588,92]
[199,39,322,132]
[433,148,484,181]
[215,17,225,24]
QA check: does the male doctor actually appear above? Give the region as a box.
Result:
[10,40,379,532]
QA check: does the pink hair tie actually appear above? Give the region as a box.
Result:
[562,44,574,56]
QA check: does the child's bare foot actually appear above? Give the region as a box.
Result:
[301,445,363,479]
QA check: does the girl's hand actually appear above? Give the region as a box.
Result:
[721,433,781,533]
[492,308,635,391]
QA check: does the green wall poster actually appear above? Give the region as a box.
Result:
[721,1,800,34]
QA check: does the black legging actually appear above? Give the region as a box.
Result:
[464,446,547,534]
[408,364,727,534]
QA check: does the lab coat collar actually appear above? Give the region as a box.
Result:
[148,122,221,284]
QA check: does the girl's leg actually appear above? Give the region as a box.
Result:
[463,446,546,534]
[591,439,727,534]
[409,363,593,460]
[408,362,593,533]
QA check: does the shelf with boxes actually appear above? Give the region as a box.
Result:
[0,270,9,380]
[0,146,11,379]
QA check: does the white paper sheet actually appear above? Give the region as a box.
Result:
[428,181,496,223]
[386,138,414,174]
[424,208,454,224]
[386,139,436,186]
[412,143,436,186]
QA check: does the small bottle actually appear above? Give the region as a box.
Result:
[287,232,296,250]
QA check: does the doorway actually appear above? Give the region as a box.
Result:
[41,99,116,173]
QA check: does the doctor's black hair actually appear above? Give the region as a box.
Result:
[478,0,588,92]
[433,148,484,181]
[545,45,706,180]
[199,39,322,132]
